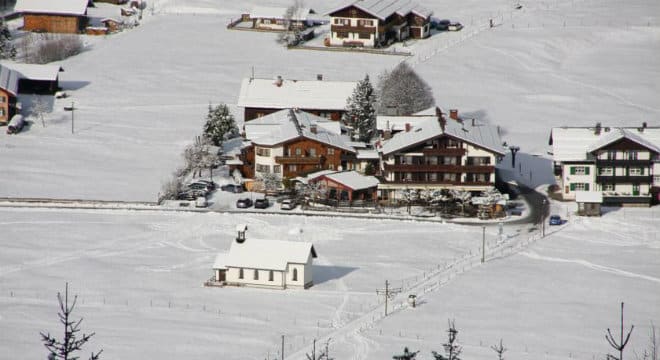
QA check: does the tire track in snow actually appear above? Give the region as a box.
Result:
[520,251,660,284]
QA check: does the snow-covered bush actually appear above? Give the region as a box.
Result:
[378,62,434,115]
[22,33,84,64]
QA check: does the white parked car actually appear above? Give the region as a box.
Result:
[448,22,463,31]
[280,199,297,210]
[195,196,207,208]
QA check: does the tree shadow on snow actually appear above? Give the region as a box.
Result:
[313,265,358,285]
[60,80,91,91]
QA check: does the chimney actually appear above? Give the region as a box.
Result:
[235,224,248,243]
[405,123,412,132]
[594,122,602,135]
[449,109,459,120]
[317,74,323,81]
[274,75,283,87]
[310,124,317,134]
[383,130,392,140]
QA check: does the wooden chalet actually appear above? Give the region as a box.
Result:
[378,110,506,200]
[0,63,62,125]
[308,170,379,205]
[237,76,357,122]
[550,125,660,206]
[0,65,20,125]
[15,0,89,34]
[326,0,432,48]
[247,6,313,31]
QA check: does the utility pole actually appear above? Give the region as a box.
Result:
[64,102,76,134]
[281,335,285,360]
[376,280,401,317]
[482,226,486,263]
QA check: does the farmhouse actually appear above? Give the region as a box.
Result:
[247,6,313,31]
[550,125,660,206]
[237,76,357,121]
[15,0,89,34]
[239,109,355,179]
[0,65,20,125]
[378,109,505,200]
[327,0,432,48]
[212,225,317,289]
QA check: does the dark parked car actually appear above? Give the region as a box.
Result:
[434,19,450,31]
[221,184,244,193]
[177,190,205,201]
[193,179,216,190]
[236,198,253,208]
[187,182,212,192]
[254,198,270,209]
[549,215,562,225]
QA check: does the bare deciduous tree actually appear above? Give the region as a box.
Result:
[606,302,635,360]
[41,283,102,360]
[377,62,435,115]
[635,322,657,360]
[31,95,50,127]
[432,319,462,360]
[491,339,507,360]
[277,0,305,46]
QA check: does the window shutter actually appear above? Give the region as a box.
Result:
[585,183,590,191]
[570,183,575,191]
[570,167,576,175]
[585,167,590,175]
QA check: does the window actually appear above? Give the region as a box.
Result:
[256,164,270,173]
[0,109,4,116]
[358,32,371,39]
[328,164,334,170]
[269,270,274,282]
[292,268,298,281]
[629,167,643,176]
[0,96,5,103]
[238,268,244,279]
[357,19,373,26]
[569,183,590,191]
[607,151,616,160]
[263,19,271,24]
[256,112,265,118]
[569,166,589,175]
[334,18,350,25]
[336,31,349,38]
[626,151,638,160]
[273,165,281,174]
[253,269,259,280]
[295,148,302,156]
[256,147,270,156]
[327,148,335,155]
[309,148,316,157]
[599,167,613,176]
[654,175,660,184]
[288,164,297,172]
[603,183,615,191]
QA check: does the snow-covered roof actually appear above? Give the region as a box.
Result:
[237,78,357,111]
[249,6,311,21]
[377,115,436,132]
[247,109,355,153]
[327,0,432,21]
[0,65,21,95]
[575,191,603,203]
[356,149,379,159]
[551,127,660,162]
[320,171,379,190]
[380,117,506,156]
[5,63,61,81]
[214,239,317,271]
[14,0,88,16]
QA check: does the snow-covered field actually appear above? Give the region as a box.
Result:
[0,205,658,359]
[0,0,658,200]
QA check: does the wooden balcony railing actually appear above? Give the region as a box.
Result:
[330,25,376,34]
[383,164,495,173]
[275,156,322,165]
[421,148,466,156]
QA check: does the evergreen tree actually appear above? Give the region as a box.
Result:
[378,62,434,115]
[343,74,377,142]
[203,103,238,146]
[0,19,16,60]
[432,320,462,360]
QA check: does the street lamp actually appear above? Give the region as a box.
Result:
[63,101,76,134]
[509,145,520,168]
[541,198,547,237]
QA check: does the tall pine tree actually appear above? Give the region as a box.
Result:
[0,19,16,60]
[343,74,377,143]
[203,103,238,146]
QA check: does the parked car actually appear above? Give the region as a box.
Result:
[549,215,562,225]
[193,179,216,190]
[187,182,211,192]
[280,199,297,210]
[254,198,270,209]
[434,19,450,31]
[221,184,244,193]
[195,196,208,208]
[6,115,25,135]
[177,190,203,201]
[448,22,463,31]
[236,198,253,208]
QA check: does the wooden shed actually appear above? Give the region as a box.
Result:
[15,0,89,34]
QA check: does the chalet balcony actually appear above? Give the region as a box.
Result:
[330,24,376,34]
[383,164,495,173]
[275,156,322,165]
[381,179,493,187]
[596,175,653,183]
[421,148,466,156]
[596,159,651,167]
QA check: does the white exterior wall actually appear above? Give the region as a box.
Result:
[329,16,378,47]
[654,163,660,186]
[254,146,284,177]
[562,163,596,199]
[225,267,285,289]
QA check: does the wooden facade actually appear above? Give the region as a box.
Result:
[0,89,16,125]
[311,176,377,202]
[244,107,343,122]
[277,138,347,178]
[22,13,87,34]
